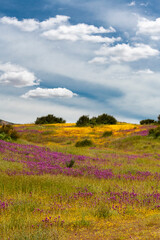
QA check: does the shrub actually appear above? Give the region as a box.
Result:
[66,159,75,168]
[0,124,19,140]
[96,114,117,125]
[35,114,66,124]
[76,115,90,127]
[102,131,113,137]
[0,124,13,134]
[140,119,155,125]
[148,127,160,138]
[75,139,93,147]
[10,130,19,140]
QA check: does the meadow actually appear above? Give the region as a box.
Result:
[0,122,160,239]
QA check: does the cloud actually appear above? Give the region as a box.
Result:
[96,64,160,120]
[0,15,70,32]
[137,17,160,40]
[1,12,160,123]
[21,87,77,99]
[94,4,139,31]
[42,24,115,35]
[0,17,39,32]
[89,57,107,64]
[150,36,160,41]
[0,62,40,87]
[40,15,70,29]
[81,35,121,43]
[92,43,159,63]
[0,15,119,44]
[42,23,118,43]
[136,69,154,74]
[42,26,120,43]
[128,1,136,7]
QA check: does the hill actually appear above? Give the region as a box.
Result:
[0,119,14,125]
[0,122,159,239]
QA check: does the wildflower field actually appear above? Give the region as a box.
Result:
[0,123,160,239]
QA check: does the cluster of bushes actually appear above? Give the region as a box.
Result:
[76,114,117,127]
[0,124,19,141]
[35,114,66,124]
[140,115,160,125]
[140,119,156,125]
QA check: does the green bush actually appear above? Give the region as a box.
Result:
[75,139,93,147]
[35,114,66,124]
[66,159,75,168]
[140,119,156,125]
[148,127,160,138]
[0,124,19,140]
[102,131,113,137]
[96,114,117,125]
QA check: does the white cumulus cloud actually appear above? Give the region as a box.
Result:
[40,15,70,29]
[137,17,160,40]
[0,17,39,32]
[0,15,119,44]
[0,15,70,32]
[0,62,40,87]
[92,43,159,63]
[22,87,77,99]
[42,24,118,43]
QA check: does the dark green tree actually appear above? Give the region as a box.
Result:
[90,117,97,126]
[76,115,90,127]
[96,114,117,125]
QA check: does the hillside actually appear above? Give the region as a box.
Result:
[0,119,14,125]
[0,123,159,239]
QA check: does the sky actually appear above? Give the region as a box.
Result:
[0,0,160,123]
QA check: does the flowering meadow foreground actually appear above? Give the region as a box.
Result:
[0,123,160,239]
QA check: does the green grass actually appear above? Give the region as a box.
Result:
[0,158,23,172]
[110,135,160,153]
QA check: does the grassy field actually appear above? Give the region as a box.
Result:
[0,123,160,239]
